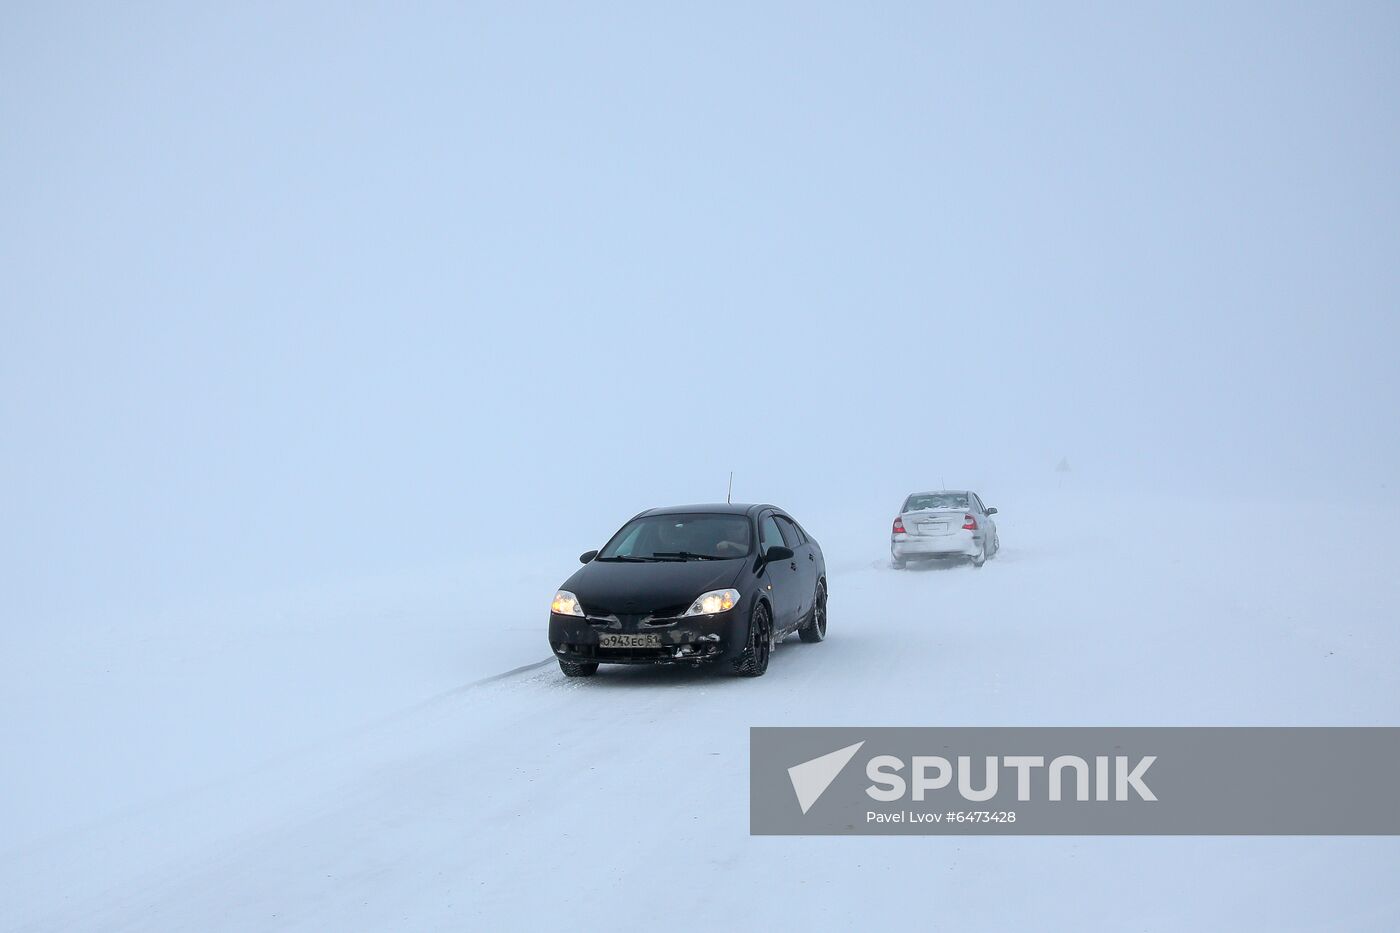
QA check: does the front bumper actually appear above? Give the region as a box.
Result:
[892,529,979,558]
[549,610,748,665]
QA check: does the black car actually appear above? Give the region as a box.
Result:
[548,504,827,677]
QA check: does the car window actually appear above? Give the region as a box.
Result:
[905,492,969,511]
[760,514,786,552]
[971,494,985,513]
[611,523,644,554]
[598,513,752,559]
[776,516,803,547]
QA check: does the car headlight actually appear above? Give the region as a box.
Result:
[551,590,584,617]
[684,588,741,616]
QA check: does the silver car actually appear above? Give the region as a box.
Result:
[890,490,999,569]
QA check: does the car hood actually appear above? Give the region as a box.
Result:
[562,558,746,617]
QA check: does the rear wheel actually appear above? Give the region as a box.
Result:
[559,658,598,677]
[799,583,827,643]
[892,555,906,570]
[970,543,986,568]
[735,601,772,677]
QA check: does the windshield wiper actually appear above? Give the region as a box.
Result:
[651,551,723,561]
[595,555,661,563]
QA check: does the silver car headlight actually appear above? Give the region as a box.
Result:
[684,588,741,616]
[551,590,584,617]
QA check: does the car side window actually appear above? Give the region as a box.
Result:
[776,516,803,547]
[760,514,786,552]
[971,494,984,513]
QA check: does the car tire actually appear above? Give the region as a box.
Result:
[735,601,772,677]
[970,544,986,568]
[892,557,906,570]
[798,583,827,643]
[559,658,599,677]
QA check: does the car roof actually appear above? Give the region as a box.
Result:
[906,489,971,497]
[639,503,773,518]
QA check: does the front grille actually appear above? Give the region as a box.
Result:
[582,604,691,626]
[641,603,691,626]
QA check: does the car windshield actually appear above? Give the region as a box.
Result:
[905,492,969,511]
[598,514,752,560]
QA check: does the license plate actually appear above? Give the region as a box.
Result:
[599,633,661,648]
[922,522,948,534]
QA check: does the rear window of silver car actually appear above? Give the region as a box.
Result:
[904,493,969,511]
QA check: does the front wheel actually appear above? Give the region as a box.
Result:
[799,583,827,643]
[559,658,598,677]
[735,601,772,677]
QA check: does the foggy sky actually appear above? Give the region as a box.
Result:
[3,2,1398,622]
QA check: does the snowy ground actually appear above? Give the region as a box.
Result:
[3,490,1398,931]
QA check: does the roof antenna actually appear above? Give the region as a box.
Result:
[727,471,734,504]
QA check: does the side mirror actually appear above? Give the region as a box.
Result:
[764,546,794,562]
[985,507,998,516]
[579,549,599,564]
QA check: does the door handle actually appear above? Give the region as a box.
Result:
[808,553,814,561]
[789,562,798,571]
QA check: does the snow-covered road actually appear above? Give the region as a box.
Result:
[3,493,1398,930]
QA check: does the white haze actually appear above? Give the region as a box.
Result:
[4,3,1397,626]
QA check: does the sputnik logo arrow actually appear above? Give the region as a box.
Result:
[787,741,865,814]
